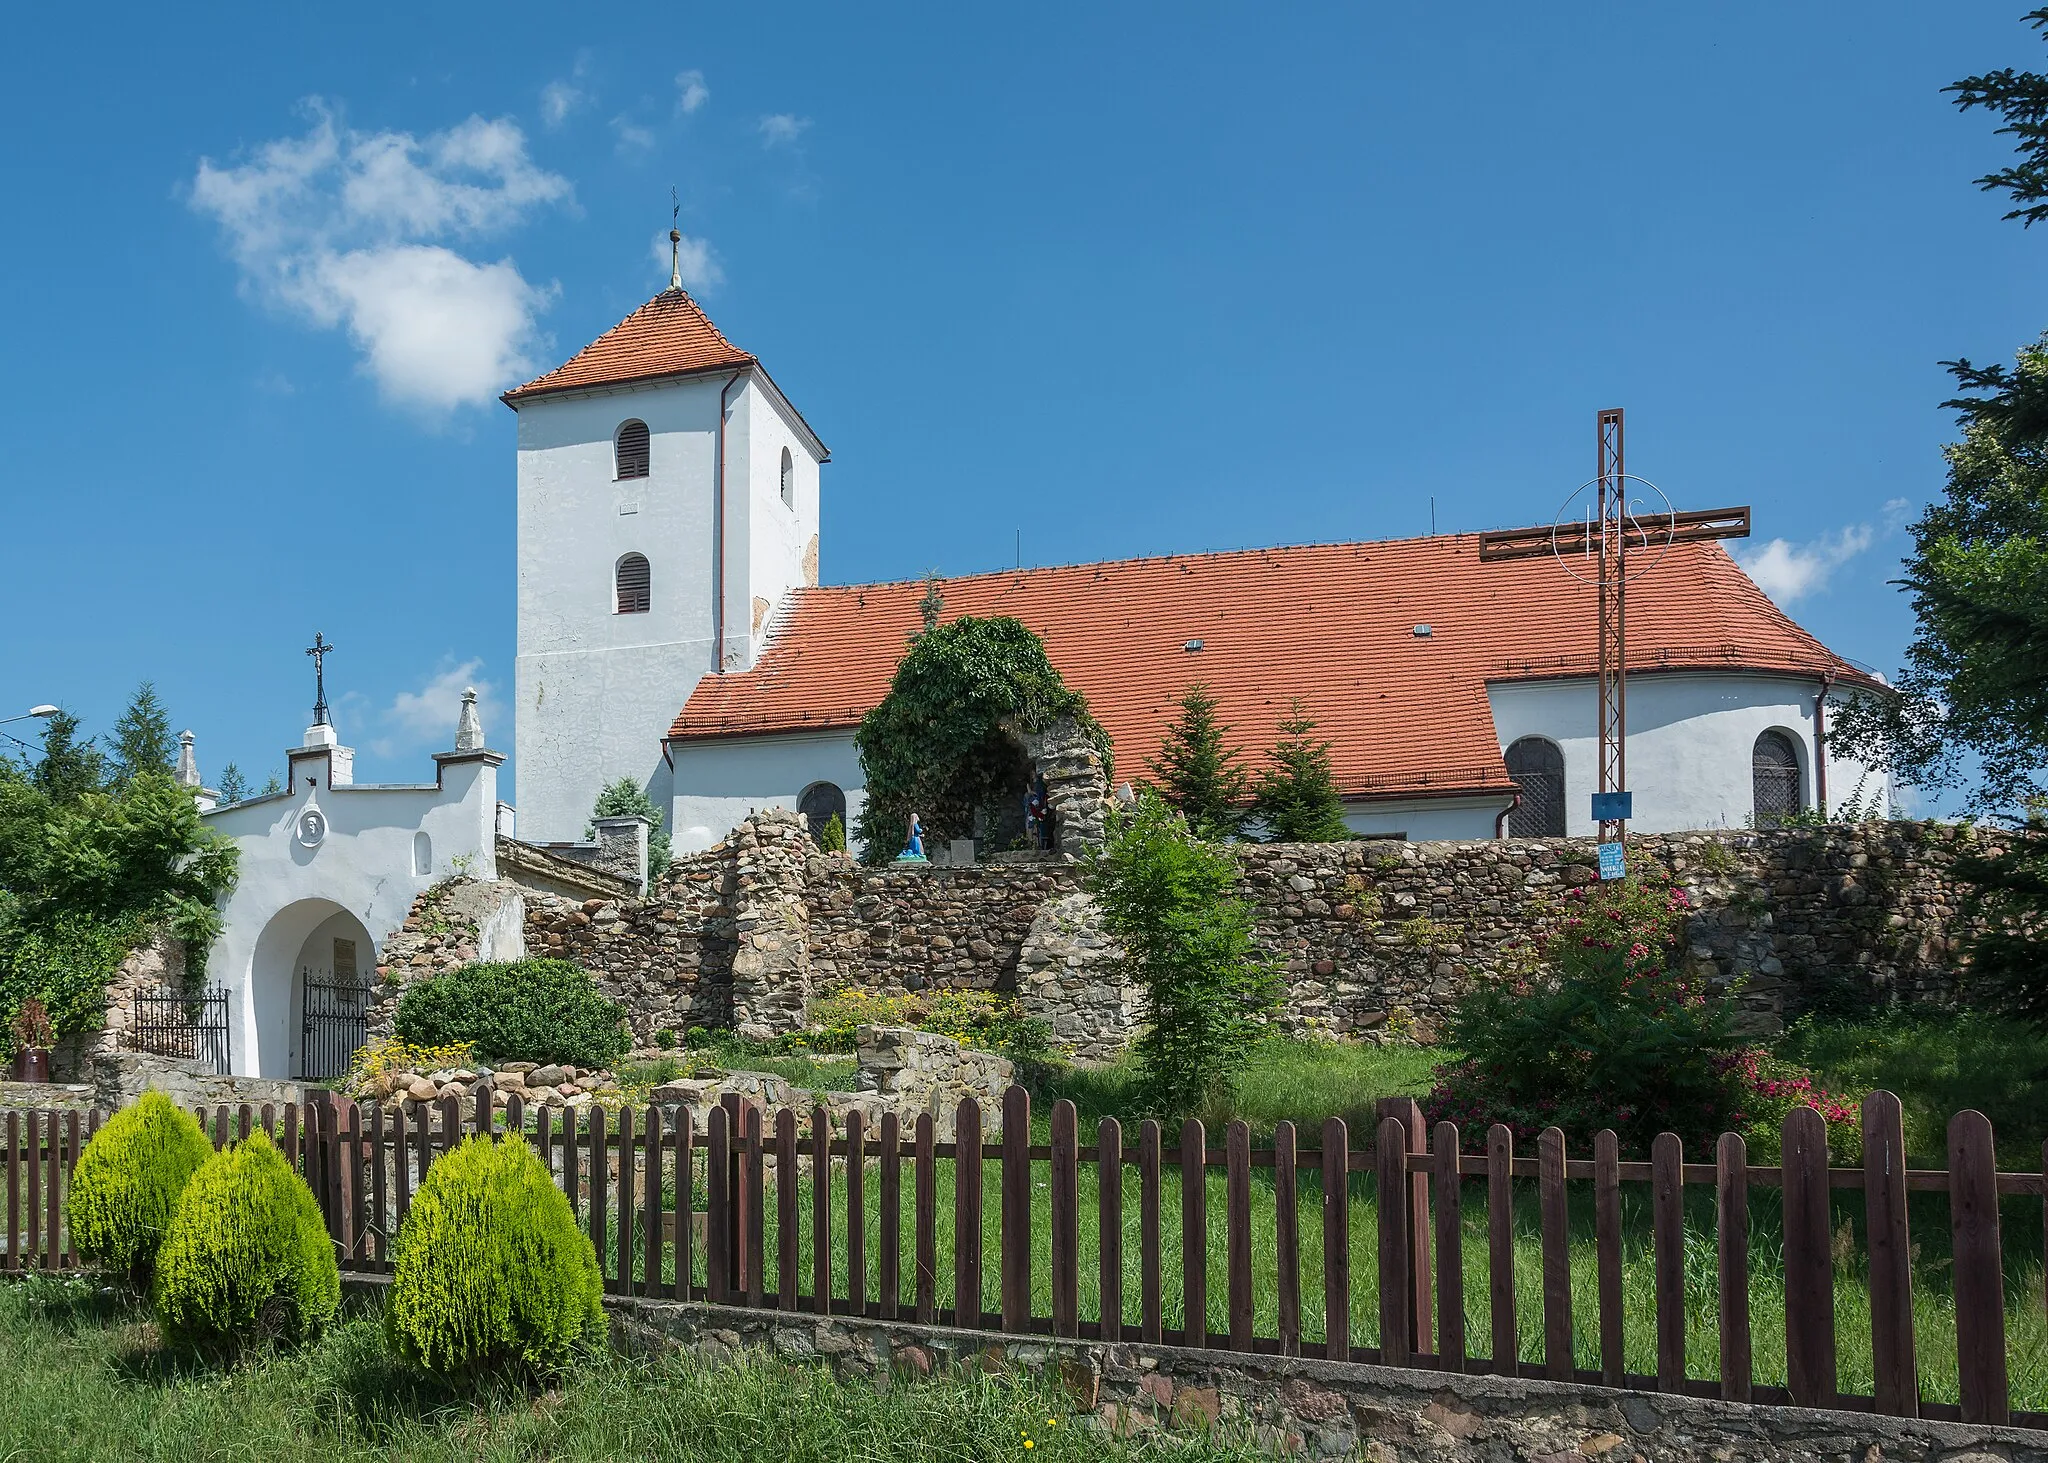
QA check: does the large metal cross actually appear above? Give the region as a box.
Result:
[1478,409,1751,845]
[305,631,336,727]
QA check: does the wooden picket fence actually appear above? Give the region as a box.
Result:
[3,1087,2044,1432]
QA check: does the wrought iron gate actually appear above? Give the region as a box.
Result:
[128,983,232,1075]
[299,967,369,1081]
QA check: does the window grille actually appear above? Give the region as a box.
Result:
[1504,736,1566,837]
[1753,730,1804,824]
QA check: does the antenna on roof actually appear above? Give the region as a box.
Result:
[668,186,683,291]
[1015,528,1021,570]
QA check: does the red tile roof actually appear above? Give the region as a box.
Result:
[503,288,754,405]
[670,535,1871,801]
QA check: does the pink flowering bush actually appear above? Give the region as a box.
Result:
[1723,1049,1863,1163]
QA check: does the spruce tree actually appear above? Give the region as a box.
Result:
[31,710,104,804]
[1252,701,1351,842]
[1146,682,1250,840]
[110,682,175,787]
[216,764,250,805]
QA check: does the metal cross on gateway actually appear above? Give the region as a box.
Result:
[305,631,336,728]
[1477,409,1751,853]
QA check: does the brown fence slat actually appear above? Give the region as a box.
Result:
[1380,1097,1433,1355]
[1275,1120,1300,1357]
[47,1111,64,1269]
[845,1108,866,1317]
[1487,1124,1515,1376]
[1376,1116,1411,1367]
[1323,1117,1350,1362]
[345,1102,367,1263]
[674,1108,695,1302]
[438,1094,459,1174]
[643,1105,664,1296]
[561,1105,581,1227]
[1001,1087,1031,1333]
[1594,1129,1624,1387]
[282,1103,300,1181]
[369,1104,388,1265]
[1538,1127,1571,1381]
[237,1103,252,1141]
[25,1112,40,1270]
[504,1092,524,1137]
[261,1102,275,1139]
[1099,1117,1125,1344]
[320,1101,342,1247]
[743,1103,764,1308]
[215,1103,230,1152]
[1782,1105,1838,1409]
[914,1113,936,1323]
[1652,1132,1685,1392]
[1863,1091,1917,1418]
[880,1111,902,1320]
[1949,1109,2009,1426]
[812,1105,832,1315]
[588,1105,610,1291]
[1433,1120,1465,1372]
[1226,1119,1253,1351]
[954,1097,983,1325]
[705,1104,730,1304]
[60,1111,78,1267]
[1051,1099,1080,1339]
[1720,1131,1753,1401]
[776,1107,800,1310]
[475,1085,493,1138]
[1141,1119,1164,1344]
[6,1111,19,1274]
[1180,1118,1208,1347]
[616,1105,637,1293]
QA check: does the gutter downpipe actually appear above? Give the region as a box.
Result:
[713,368,747,674]
[1813,672,1835,816]
[1495,789,1521,840]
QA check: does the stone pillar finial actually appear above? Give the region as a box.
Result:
[176,730,200,788]
[455,687,484,752]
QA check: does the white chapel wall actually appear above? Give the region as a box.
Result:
[514,377,724,842]
[670,729,864,857]
[734,377,822,668]
[1485,671,1888,837]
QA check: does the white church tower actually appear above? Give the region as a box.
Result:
[502,241,828,843]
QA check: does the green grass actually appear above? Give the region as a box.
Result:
[0,1278,1262,1463]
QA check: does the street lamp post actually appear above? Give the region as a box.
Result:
[0,705,59,727]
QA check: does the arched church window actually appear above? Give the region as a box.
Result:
[616,553,651,614]
[780,447,794,508]
[1753,730,1804,825]
[1504,736,1566,837]
[798,780,846,837]
[615,419,651,480]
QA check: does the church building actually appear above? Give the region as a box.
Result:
[506,281,1889,855]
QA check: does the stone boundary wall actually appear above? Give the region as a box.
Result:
[595,1292,2048,1462]
[382,816,1992,1058]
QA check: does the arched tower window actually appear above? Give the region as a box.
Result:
[798,780,846,837]
[780,446,794,508]
[1753,730,1804,825]
[615,419,651,480]
[615,553,651,614]
[1504,736,1566,837]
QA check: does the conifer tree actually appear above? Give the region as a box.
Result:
[110,682,175,787]
[588,776,672,873]
[216,764,250,805]
[31,709,103,804]
[1252,701,1351,842]
[1146,682,1250,840]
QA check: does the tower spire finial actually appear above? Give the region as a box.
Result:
[668,186,683,291]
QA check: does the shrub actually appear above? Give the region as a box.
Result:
[817,812,847,854]
[1087,790,1280,1118]
[151,1129,338,1349]
[386,1134,605,1373]
[810,987,1062,1084]
[66,1091,213,1285]
[394,959,630,1069]
[1727,1049,1863,1164]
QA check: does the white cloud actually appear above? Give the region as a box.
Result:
[541,52,594,128]
[1733,523,1875,605]
[649,229,723,291]
[189,102,570,415]
[1882,497,1915,534]
[372,658,500,758]
[759,113,810,147]
[611,115,657,155]
[675,69,709,116]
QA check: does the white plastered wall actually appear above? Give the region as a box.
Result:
[730,375,823,669]
[669,729,864,856]
[1484,672,1888,837]
[202,748,499,1078]
[1341,794,1515,841]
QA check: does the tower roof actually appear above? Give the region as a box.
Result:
[502,287,756,406]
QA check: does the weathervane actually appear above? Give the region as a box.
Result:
[668,186,683,290]
[305,632,335,727]
[1479,410,1751,862]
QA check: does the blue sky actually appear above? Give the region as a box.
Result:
[1,4,2042,806]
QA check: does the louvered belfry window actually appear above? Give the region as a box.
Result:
[1752,730,1804,824]
[780,446,795,507]
[1504,736,1566,837]
[616,553,651,614]
[615,419,651,480]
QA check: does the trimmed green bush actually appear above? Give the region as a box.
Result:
[151,1128,339,1349]
[393,958,630,1069]
[65,1091,213,1284]
[386,1133,605,1373]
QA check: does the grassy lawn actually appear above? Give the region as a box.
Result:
[0,1279,1261,1463]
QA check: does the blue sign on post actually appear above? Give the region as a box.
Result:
[1598,841,1626,881]
[1590,791,1634,823]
